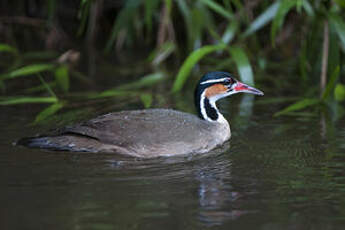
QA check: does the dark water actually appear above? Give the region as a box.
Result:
[1,97,345,230]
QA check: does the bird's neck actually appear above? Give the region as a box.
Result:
[197,91,227,123]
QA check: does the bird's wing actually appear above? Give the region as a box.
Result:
[55,109,213,148]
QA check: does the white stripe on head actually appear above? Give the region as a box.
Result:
[200,78,228,85]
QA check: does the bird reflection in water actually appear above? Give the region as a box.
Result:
[195,146,254,226]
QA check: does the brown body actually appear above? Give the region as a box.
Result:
[18,71,264,158]
[21,109,231,158]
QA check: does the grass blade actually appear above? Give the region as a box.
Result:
[274,98,320,117]
[200,0,233,20]
[93,72,161,99]
[140,93,153,108]
[148,42,176,66]
[171,44,227,92]
[271,0,297,45]
[144,0,160,34]
[22,82,57,94]
[329,13,345,49]
[302,0,314,16]
[92,90,137,99]
[222,21,238,44]
[243,1,280,37]
[105,0,141,52]
[176,0,195,51]
[255,97,300,105]
[321,66,340,101]
[0,97,58,105]
[34,102,65,124]
[54,65,69,92]
[335,84,345,102]
[0,43,18,54]
[229,47,254,85]
[116,72,166,90]
[38,75,57,98]
[334,0,345,7]
[1,64,55,80]
[77,0,91,36]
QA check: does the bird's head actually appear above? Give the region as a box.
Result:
[196,71,263,102]
[195,71,264,121]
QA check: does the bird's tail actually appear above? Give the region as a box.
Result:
[16,136,73,151]
[16,135,105,152]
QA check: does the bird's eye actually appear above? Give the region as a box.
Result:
[224,78,233,85]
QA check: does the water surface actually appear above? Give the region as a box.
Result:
[1,97,345,230]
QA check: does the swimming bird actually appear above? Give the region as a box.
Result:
[18,71,263,158]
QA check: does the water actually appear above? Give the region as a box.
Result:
[1,97,345,230]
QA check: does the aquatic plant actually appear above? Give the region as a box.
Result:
[0,0,344,122]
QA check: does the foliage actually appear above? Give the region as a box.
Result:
[172,44,227,92]
[0,0,345,122]
[335,83,345,101]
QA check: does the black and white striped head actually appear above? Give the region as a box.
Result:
[195,71,264,122]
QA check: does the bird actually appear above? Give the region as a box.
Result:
[18,71,263,158]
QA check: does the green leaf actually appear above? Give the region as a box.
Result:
[327,25,340,79]
[189,7,204,49]
[335,84,345,102]
[0,97,58,105]
[302,0,314,16]
[255,96,300,105]
[54,65,69,92]
[176,0,195,51]
[92,90,137,99]
[140,93,153,108]
[172,44,227,93]
[274,98,320,117]
[23,82,57,94]
[34,102,65,123]
[276,111,318,117]
[231,0,243,10]
[329,13,345,49]
[243,1,280,37]
[144,0,160,34]
[105,0,142,52]
[296,0,303,12]
[229,47,254,85]
[0,44,18,54]
[116,72,166,90]
[38,75,57,98]
[1,64,55,79]
[222,21,238,44]
[148,43,176,66]
[77,0,91,36]
[176,0,190,18]
[271,0,297,45]
[334,0,345,8]
[199,0,233,20]
[321,66,340,101]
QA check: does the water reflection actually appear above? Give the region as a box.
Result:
[2,102,345,230]
[195,152,247,226]
[100,143,256,227]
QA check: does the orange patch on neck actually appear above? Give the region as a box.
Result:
[205,84,227,98]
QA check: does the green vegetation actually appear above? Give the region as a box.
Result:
[0,0,344,122]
